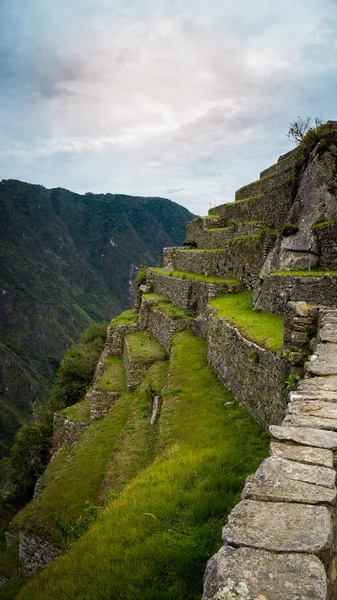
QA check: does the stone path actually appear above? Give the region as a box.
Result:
[203,307,337,600]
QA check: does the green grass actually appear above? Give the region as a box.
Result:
[210,292,284,353]
[59,397,91,424]
[95,356,126,394]
[100,362,169,504]
[0,536,25,599]
[17,330,268,600]
[110,310,138,327]
[270,269,337,277]
[11,394,133,545]
[151,268,240,286]
[225,193,264,207]
[125,332,167,362]
[143,295,195,320]
[312,219,337,229]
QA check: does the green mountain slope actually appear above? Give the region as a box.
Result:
[0,179,194,456]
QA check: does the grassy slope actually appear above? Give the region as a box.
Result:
[210,291,284,353]
[18,330,268,600]
[151,268,240,285]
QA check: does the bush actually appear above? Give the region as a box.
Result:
[282,222,300,237]
[10,424,51,496]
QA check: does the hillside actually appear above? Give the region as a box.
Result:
[0,179,194,457]
[2,122,337,599]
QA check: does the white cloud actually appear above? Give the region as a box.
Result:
[1,0,337,214]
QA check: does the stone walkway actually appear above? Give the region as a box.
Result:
[203,308,337,600]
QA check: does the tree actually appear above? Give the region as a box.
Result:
[287,116,323,146]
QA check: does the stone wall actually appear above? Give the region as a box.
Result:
[282,301,319,369]
[210,180,295,231]
[147,309,192,353]
[235,160,295,201]
[254,274,337,314]
[19,531,61,577]
[52,414,88,453]
[206,311,290,429]
[314,222,337,269]
[186,219,267,249]
[123,339,157,389]
[146,271,241,313]
[203,307,337,600]
[164,233,275,289]
[88,389,120,420]
[105,322,139,356]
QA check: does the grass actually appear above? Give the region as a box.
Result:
[110,310,138,327]
[11,393,133,545]
[125,332,167,362]
[210,292,284,353]
[17,330,268,600]
[95,356,126,394]
[143,295,195,320]
[59,397,91,424]
[225,193,264,207]
[0,536,25,599]
[270,269,337,277]
[151,268,240,286]
[312,219,337,229]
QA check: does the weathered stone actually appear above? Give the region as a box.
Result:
[19,531,61,577]
[288,399,337,420]
[202,546,327,600]
[270,441,333,468]
[283,413,337,432]
[305,345,337,376]
[290,389,337,403]
[319,323,337,343]
[248,455,335,489]
[222,500,333,555]
[269,424,337,449]
[298,375,337,393]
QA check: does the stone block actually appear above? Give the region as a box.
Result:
[222,500,333,556]
[270,441,333,468]
[269,424,337,449]
[202,546,327,600]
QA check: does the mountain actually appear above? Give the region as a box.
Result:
[0,179,195,456]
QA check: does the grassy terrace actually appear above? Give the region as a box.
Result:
[0,536,23,600]
[95,356,126,394]
[18,330,268,600]
[125,331,167,362]
[151,267,240,286]
[110,309,138,327]
[210,291,284,353]
[60,397,91,424]
[143,294,195,320]
[270,269,337,277]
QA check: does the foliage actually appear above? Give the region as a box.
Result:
[17,331,268,600]
[287,116,314,145]
[151,268,240,286]
[210,292,284,353]
[10,424,51,496]
[136,266,148,285]
[282,222,300,236]
[285,373,301,391]
[110,310,138,327]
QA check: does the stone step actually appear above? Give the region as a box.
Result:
[305,344,337,376]
[185,217,268,248]
[202,546,327,600]
[269,424,337,449]
[270,441,333,468]
[288,399,337,419]
[209,178,294,231]
[259,148,298,179]
[298,375,337,394]
[146,269,241,312]
[163,235,274,288]
[222,500,332,557]
[283,413,337,432]
[123,331,166,389]
[138,294,194,353]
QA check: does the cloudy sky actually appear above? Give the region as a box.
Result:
[1,0,337,214]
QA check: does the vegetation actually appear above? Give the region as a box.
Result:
[151,268,240,286]
[59,397,91,424]
[270,269,337,277]
[287,116,319,145]
[210,292,284,353]
[125,332,167,362]
[17,331,268,600]
[95,356,126,394]
[282,222,300,236]
[143,295,195,320]
[0,536,24,600]
[110,310,138,327]
[312,218,337,229]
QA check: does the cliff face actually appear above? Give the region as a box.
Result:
[0,179,194,457]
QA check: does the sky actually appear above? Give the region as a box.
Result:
[1,0,337,215]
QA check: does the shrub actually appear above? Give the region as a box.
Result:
[10,424,51,497]
[282,222,300,237]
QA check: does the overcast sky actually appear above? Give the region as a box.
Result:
[1,0,337,215]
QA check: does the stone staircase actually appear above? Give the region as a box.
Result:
[203,308,337,600]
